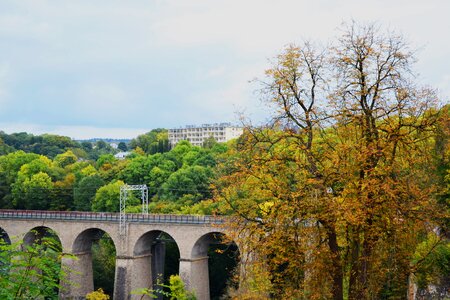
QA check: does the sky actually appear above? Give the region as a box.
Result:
[0,0,449,139]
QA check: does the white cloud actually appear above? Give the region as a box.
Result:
[0,63,11,109]
[75,83,133,118]
[204,66,227,79]
[185,63,270,124]
[0,14,51,39]
[0,0,448,137]
[436,74,450,103]
[151,0,449,56]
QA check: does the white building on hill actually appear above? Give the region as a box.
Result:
[168,123,243,147]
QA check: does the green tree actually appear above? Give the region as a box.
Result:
[0,132,34,151]
[51,173,75,210]
[167,275,196,300]
[74,174,105,211]
[119,155,153,185]
[81,141,93,152]
[133,275,196,300]
[163,141,193,169]
[412,233,450,293]
[0,236,72,299]
[92,235,116,297]
[0,151,39,208]
[129,129,169,154]
[161,166,212,202]
[117,142,128,152]
[147,165,173,197]
[95,140,109,150]
[54,150,78,168]
[92,180,125,212]
[0,136,15,155]
[0,133,81,158]
[13,172,53,210]
[202,136,218,149]
[11,156,55,210]
[119,153,176,197]
[96,154,117,169]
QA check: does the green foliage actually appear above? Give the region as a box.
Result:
[167,275,197,300]
[54,150,78,168]
[92,180,125,212]
[76,140,118,161]
[10,155,57,210]
[74,174,105,211]
[92,235,116,297]
[413,233,450,289]
[0,151,39,208]
[166,141,193,168]
[13,172,53,210]
[133,275,196,300]
[117,142,128,152]
[202,136,218,149]
[0,136,15,155]
[120,155,155,185]
[129,129,169,155]
[95,140,109,150]
[147,165,173,197]
[96,154,117,169]
[161,166,213,201]
[81,141,93,151]
[0,131,80,158]
[179,199,230,215]
[0,236,73,300]
[208,243,240,299]
[0,129,229,212]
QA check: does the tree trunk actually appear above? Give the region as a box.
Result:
[328,228,343,300]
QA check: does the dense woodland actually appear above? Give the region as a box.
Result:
[0,23,449,300]
[0,129,227,215]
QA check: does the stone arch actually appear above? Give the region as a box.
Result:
[131,230,181,298]
[0,227,11,277]
[0,227,11,245]
[23,226,62,247]
[20,226,63,298]
[190,231,240,300]
[72,227,117,254]
[69,228,117,299]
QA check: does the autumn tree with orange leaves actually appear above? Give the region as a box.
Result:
[214,23,449,299]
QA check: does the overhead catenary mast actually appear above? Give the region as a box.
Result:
[119,184,148,236]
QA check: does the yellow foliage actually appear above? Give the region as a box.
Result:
[214,22,447,300]
[86,288,110,300]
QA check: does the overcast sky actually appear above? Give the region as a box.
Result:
[0,0,448,139]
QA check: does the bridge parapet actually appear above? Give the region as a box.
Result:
[0,209,225,225]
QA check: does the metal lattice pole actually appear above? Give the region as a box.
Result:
[142,187,149,214]
[119,186,127,236]
[119,184,149,236]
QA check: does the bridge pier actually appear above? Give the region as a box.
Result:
[179,256,210,300]
[60,252,94,300]
[113,254,151,300]
[151,241,166,300]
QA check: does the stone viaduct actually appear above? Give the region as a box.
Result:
[0,210,238,300]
